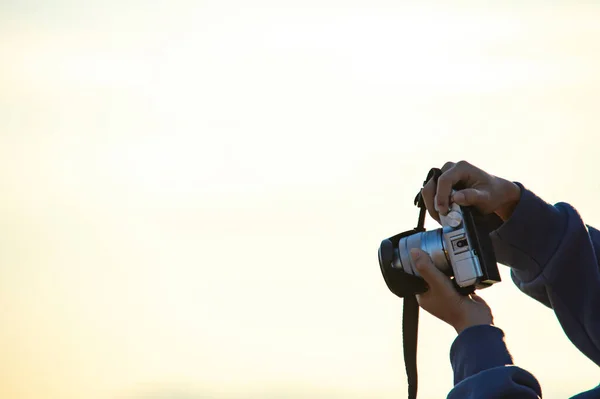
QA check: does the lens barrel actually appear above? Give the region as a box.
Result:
[395,229,451,275]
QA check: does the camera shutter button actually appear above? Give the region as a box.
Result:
[445,210,463,228]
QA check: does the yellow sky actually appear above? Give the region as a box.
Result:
[1,1,600,398]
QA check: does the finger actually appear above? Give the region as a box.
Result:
[410,248,450,291]
[422,162,455,223]
[452,188,491,208]
[421,180,440,223]
[436,161,473,215]
[470,293,487,304]
[441,161,455,173]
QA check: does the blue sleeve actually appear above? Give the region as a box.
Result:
[490,183,600,366]
[447,325,542,399]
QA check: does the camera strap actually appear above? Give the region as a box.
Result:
[402,167,442,399]
[388,167,501,398]
[403,295,419,399]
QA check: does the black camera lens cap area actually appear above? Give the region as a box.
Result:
[378,237,427,297]
[378,239,394,269]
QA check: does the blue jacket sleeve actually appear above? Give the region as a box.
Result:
[489,183,600,366]
[447,325,542,399]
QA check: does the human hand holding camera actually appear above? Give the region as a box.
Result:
[421,160,521,223]
[415,160,521,333]
[410,248,494,334]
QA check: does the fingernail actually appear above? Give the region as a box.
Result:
[453,192,465,203]
[415,260,425,271]
[436,199,446,212]
[410,248,421,260]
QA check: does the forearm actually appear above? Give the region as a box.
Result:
[448,367,542,399]
[490,184,600,365]
[449,325,542,398]
[490,182,568,287]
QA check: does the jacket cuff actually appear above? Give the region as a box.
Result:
[490,182,567,282]
[450,325,514,385]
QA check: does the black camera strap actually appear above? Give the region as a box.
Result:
[382,167,500,399]
[403,295,419,399]
[402,167,441,399]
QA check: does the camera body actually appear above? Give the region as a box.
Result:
[377,168,502,399]
[378,182,501,297]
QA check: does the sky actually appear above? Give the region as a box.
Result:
[1,1,600,398]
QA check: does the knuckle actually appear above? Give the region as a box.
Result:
[422,182,434,196]
[456,160,471,169]
[441,161,455,172]
[437,174,450,188]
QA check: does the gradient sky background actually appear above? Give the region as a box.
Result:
[1,1,600,398]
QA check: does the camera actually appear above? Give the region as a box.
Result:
[378,170,502,296]
[377,168,503,399]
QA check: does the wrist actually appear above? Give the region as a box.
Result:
[452,315,494,334]
[494,180,521,221]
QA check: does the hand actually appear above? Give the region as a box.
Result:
[421,161,521,223]
[410,248,494,334]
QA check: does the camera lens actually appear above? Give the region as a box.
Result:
[396,229,451,276]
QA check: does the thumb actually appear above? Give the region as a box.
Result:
[410,248,447,290]
[470,293,488,305]
[452,188,490,207]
